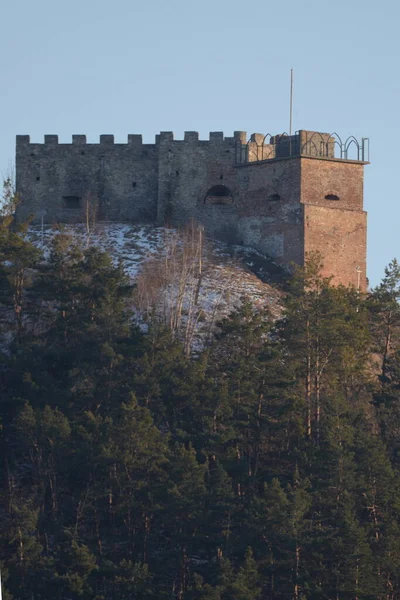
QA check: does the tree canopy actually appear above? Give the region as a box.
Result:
[1,212,400,599]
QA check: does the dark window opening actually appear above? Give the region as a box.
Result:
[219,174,224,180]
[204,185,233,205]
[132,182,137,188]
[268,193,281,202]
[176,170,179,176]
[81,151,85,155]
[30,153,35,157]
[325,194,340,201]
[36,176,40,181]
[63,195,81,209]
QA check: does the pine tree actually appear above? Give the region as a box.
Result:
[282,253,370,443]
[229,548,261,600]
[369,260,400,469]
[0,210,41,344]
[369,259,400,393]
[10,236,133,416]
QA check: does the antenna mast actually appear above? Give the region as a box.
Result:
[289,68,294,137]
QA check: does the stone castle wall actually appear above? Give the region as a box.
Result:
[16,134,159,224]
[15,130,368,289]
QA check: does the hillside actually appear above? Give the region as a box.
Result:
[27,223,283,350]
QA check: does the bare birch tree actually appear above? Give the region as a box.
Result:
[82,192,99,245]
[135,221,207,354]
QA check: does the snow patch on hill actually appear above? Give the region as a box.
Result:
[28,223,283,349]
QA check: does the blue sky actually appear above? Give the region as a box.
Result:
[0,0,397,286]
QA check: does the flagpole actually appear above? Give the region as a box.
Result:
[289,68,294,137]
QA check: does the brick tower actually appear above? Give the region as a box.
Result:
[230,130,369,291]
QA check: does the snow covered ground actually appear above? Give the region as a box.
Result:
[28,223,283,350]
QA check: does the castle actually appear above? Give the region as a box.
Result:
[15,129,369,290]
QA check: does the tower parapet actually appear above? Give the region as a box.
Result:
[236,130,369,164]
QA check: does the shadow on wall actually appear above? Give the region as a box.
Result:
[214,223,238,244]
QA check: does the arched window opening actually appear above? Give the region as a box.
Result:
[204,185,233,205]
[325,194,340,201]
[268,193,281,202]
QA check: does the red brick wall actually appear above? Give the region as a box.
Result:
[300,158,364,211]
[303,204,367,290]
[235,156,368,289]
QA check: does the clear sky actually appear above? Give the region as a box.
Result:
[0,0,397,286]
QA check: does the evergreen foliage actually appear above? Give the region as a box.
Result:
[1,219,400,598]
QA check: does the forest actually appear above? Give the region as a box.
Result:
[1,189,400,599]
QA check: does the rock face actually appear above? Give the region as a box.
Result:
[16,129,369,290]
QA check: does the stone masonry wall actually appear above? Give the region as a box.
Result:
[235,158,304,264]
[157,134,305,265]
[16,135,158,224]
[156,131,246,244]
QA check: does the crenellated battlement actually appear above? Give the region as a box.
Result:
[18,130,369,163]
[156,131,248,144]
[16,131,250,147]
[16,134,148,146]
